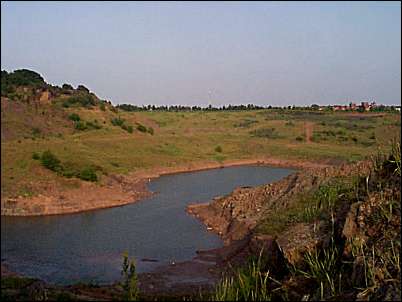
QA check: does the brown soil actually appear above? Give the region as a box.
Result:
[1,157,331,217]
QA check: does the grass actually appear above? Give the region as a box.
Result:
[211,141,400,301]
[1,106,400,198]
[211,252,272,301]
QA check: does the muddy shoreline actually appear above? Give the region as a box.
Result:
[1,157,331,217]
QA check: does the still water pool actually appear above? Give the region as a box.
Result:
[1,165,293,285]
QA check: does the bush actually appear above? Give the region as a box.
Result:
[65,94,95,107]
[148,127,154,135]
[295,136,304,141]
[99,103,106,111]
[77,85,89,93]
[215,145,223,153]
[137,124,147,133]
[32,152,40,160]
[111,117,125,127]
[41,150,61,172]
[74,121,87,131]
[62,83,74,90]
[32,127,41,137]
[68,113,81,122]
[85,120,102,130]
[78,167,97,182]
[127,125,133,133]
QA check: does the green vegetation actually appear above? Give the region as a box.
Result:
[250,127,280,139]
[41,150,62,172]
[121,252,139,301]
[136,123,147,133]
[78,166,98,182]
[217,141,401,301]
[38,150,98,182]
[68,113,81,122]
[215,145,223,153]
[63,94,96,108]
[32,152,41,160]
[111,117,134,133]
[212,254,271,301]
[1,69,400,202]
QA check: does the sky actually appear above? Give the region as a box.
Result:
[1,1,401,106]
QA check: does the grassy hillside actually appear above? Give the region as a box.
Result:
[1,70,400,200]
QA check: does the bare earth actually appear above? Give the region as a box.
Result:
[1,157,331,216]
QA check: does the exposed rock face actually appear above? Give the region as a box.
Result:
[187,161,371,245]
[39,90,52,104]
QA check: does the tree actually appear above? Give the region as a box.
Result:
[77,85,89,93]
[62,83,74,90]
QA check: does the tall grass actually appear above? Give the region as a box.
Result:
[212,251,272,301]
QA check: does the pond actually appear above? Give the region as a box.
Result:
[1,165,294,285]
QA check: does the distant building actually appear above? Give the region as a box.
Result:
[333,105,348,111]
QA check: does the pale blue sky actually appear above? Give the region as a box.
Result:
[1,1,401,106]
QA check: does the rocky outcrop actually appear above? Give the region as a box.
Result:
[187,161,371,245]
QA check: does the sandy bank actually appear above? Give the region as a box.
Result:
[1,157,331,216]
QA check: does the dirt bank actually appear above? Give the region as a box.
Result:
[1,157,331,216]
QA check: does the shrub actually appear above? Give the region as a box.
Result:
[32,127,41,137]
[68,113,81,122]
[295,136,304,141]
[85,121,102,130]
[127,125,133,133]
[41,150,61,172]
[62,83,74,90]
[32,152,40,160]
[74,121,87,131]
[99,103,106,111]
[65,94,95,107]
[215,145,223,153]
[137,124,147,133]
[111,117,125,127]
[76,85,89,93]
[147,127,154,135]
[78,167,97,182]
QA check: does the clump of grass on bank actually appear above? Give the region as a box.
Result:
[211,253,272,301]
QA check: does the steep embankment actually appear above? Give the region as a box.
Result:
[187,160,371,244]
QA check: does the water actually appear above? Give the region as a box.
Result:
[1,165,294,285]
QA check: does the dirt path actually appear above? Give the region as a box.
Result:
[304,121,314,143]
